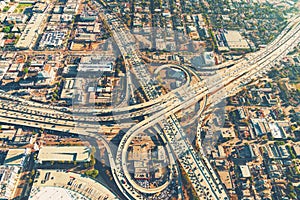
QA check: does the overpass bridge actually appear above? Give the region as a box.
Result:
[0,4,299,200]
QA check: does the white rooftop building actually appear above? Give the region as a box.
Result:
[37,146,91,164]
[78,56,115,73]
[39,31,65,49]
[239,165,251,178]
[223,30,250,50]
[269,122,286,139]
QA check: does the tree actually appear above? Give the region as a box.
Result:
[275,141,285,146]
[2,26,11,33]
[85,169,99,178]
[289,192,296,199]
[84,163,89,168]
[23,67,28,74]
[89,158,96,167]
[31,169,36,176]
[7,33,14,39]
[3,6,9,12]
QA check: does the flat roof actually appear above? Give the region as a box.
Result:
[0,165,20,199]
[239,165,251,178]
[37,146,90,163]
[4,148,26,166]
[16,13,46,49]
[269,122,285,139]
[224,30,249,50]
[30,170,117,200]
[218,170,233,190]
[0,130,15,140]
[293,145,300,156]
[29,187,88,200]
[78,56,115,72]
[60,78,75,99]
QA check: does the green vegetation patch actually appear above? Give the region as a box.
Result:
[3,6,10,12]
[84,169,99,178]
[2,25,13,33]
[14,3,33,13]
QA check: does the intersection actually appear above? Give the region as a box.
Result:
[0,3,299,199]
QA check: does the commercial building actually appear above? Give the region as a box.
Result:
[191,52,215,68]
[269,122,287,139]
[223,30,250,50]
[5,14,28,23]
[62,65,77,77]
[12,129,32,145]
[237,145,256,160]
[4,148,28,166]
[32,2,48,13]
[63,0,79,14]
[60,78,75,101]
[79,11,97,22]
[134,161,149,180]
[15,13,46,49]
[239,165,251,178]
[78,56,115,73]
[29,170,117,200]
[37,146,91,164]
[218,170,233,190]
[251,118,270,136]
[39,31,65,49]
[0,129,16,141]
[74,33,96,42]
[35,64,56,86]
[293,145,300,158]
[0,165,20,200]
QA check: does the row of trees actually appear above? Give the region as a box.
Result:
[85,169,99,178]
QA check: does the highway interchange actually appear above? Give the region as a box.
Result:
[0,1,300,199]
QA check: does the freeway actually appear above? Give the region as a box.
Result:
[112,14,300,199]
[0,16,298,199]
[0,2,299,199]
[96,3,209,198]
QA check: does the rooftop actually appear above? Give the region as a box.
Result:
[293,145,300,156]
[239,165,251,178]
[29,187,89,200]
[0,165,20,199]
[37,146,91,163]
[223,30,250,50]
[30,170,117,200]
[4,148,27,166]
[78,56,115,72]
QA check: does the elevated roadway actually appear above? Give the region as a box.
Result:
[0,3,299,199]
